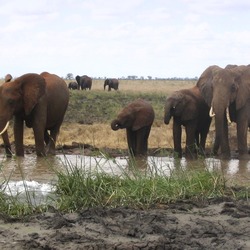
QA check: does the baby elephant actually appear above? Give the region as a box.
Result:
[111,99,155,157]
[164,86,211,159]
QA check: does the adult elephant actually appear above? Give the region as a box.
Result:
[0,72,69,156]
[111,99,155,157]
[75,75,92,90]
[196,65,250,159]
[164,86,211,159]
[68,81,78,90]
[104,78,119,91]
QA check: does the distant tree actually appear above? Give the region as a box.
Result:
[65,73,74,80]
[147,76,152,80]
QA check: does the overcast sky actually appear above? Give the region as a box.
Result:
[1,0,250,79]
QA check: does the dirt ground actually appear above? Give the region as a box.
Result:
[0,198,249,249]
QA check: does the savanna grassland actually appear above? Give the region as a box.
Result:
[2,78,239,155]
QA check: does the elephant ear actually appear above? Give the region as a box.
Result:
[21,74,46,115]
[180,96,198,121]
[196,72,213,106]
[132,106,153,131]
[235,69,250,110]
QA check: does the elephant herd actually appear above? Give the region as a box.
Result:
[68,75,119,91]
[1,65,250,161]
[112,64,250,160]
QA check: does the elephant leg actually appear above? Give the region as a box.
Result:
[126,129,136,156]
[213,113,230,158]
[173,121,182,158]
[236,109,249,159]
[185,124,197,159]
[2,131,12,157]
[135,126,151,156]
[14,117,24,156]
[47,125,61,155]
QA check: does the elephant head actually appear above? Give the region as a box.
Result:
[0,73,46,134]
[4,74,12,82]
[111,99,154,131]
[104,79,110,90]
[196,65,248,158]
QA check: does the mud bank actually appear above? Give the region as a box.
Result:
[0,198,249,249]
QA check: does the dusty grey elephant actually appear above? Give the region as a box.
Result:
[164,86,211,159]
[196,65,250,159]
[104,78,119,91]
[111,99,155,157]
[75,75,92,90]
[0,72,69,156]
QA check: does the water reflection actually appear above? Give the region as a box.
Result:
[0,154,249,200]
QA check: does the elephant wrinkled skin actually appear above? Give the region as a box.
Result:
[164,86,211,159]
[111,99,155,157]
[197,65,250,159]
[0,72,69,156]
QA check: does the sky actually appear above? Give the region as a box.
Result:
[1,0,250,79]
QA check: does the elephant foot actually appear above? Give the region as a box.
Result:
[219,152,231,160]
[238,153,250,161]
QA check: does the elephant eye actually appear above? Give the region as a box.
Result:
[7,98,15,106]
[231,83,237,92]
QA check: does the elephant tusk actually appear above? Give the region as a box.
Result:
[226,107,231,124]
[209,107,215,117]
[0,121,10,135]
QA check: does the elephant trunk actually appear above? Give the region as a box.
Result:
[164,112,172,125]
[111,120,120,131]
[211,101,231,158]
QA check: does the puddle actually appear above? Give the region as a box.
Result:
[0,154,249,205]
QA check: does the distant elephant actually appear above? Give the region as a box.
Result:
[68,81,78,90]
[164,86,211,159]
[4,74,12,82]
[75,75,92,90]
[0,72,69,156]
[111,99,155,156]
[196,65,250,159]
[104,78,119,91]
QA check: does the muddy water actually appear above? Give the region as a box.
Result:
[0,154,249,204]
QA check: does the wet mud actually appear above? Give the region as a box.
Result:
[0,198,249,249]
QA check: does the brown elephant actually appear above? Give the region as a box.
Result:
[104,78,119,91]
[75,75,92,90]
[164,86,211,159]
[111,99,155,157]
[0,72,69,156]
[196,65,250,159]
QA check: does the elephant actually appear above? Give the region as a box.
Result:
[4,74,12,82]
[68,81,78,90]
[196,65,250,159]
[164,86,211,159]
[104,78,119,91]
[111,99,155,157]
[0,72,69,156]
[75,75,92,90]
